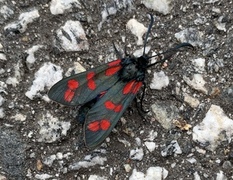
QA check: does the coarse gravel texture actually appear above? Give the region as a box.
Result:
[0,0,233,179]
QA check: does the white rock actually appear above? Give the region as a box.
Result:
[145,141,156,152]
[193,105,233,151]
[214,16,226,32]
[25,62,63,100]
[98,6,117,31]
[4,9,39,34]
[129,167,168,180]
[0,53,7,61]
[161,140,182,157]
[192,58,205,73]
[56,152,63,159]
[195,147,206,154]
[144,130,158,141]
[135,137,142,146]
[194,16,207,25]
[183,93,200,108]
[88,175,107,180]
[37,112,71,143]
[25,45,44,69]
[118,138,131,147]
[54,20,89,52]
[142,0,171,15]
[105,137,110,143]
[6,77,19,87]
[63,152,72,159]
[0,42,7,61]
[129,148,144,161]
[187,157,197,164]
[28,131,33,138]
[65,61,86,77]
[98,0,133,30]
[69,154,107,170]
[129,169,145,180]
[0,5,14,19]
[65,62,86,77]
[171,163,176,168]
[6,62,21,87]
[216,171,227,180]
[0,69,5,74]
[0,81,7,94]
[146,167,168,180]
[212,7,221,14]
[183,74,208,94]
[50,0,81,15]
[194,171,201,180]
[43,155,56,167]
[175,28,203,47]
[0,95,4,106]
[0,108,4,118]
[206,0,220,3]
[150,71,169,90]
[133,46,151,57]
[0,91,6,118]
[0,174,7,180]
[124,164,132,173]
[151,102,179,129]
[126,19,148,45]
[35,174,53,180]
[11,113,27,121]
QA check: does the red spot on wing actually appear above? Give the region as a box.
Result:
[123,80,136,94]
[88,119,111,131]
[105,100,115,110]
[87,72,95,79]
[64,79,79,102]
[132,82,143,94]
[108,59,121,67]
[67,79,79,90]
[114,105,123,112]
[105,100,122,112]
[123,80,143,95]
[87,72,96,90]
[100,119,110,130]
[105,66,122,76]
[87,79,96,90]
[64,89,75,102]
[88,121,100,132]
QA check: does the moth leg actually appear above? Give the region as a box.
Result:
[112,41,123,59]
[133,83,149,120]
[134,97,147,120]
[139,82,149,113]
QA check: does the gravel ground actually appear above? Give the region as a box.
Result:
[0,0,233,179]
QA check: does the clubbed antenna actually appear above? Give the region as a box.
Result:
[143,14,154,56]
[147,43,194,68]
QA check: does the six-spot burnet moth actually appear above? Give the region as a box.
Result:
[48,14,193,148]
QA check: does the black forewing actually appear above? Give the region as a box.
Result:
[48,61,121,106]
[84,80,141,148]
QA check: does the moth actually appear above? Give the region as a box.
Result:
[48,14,192,148]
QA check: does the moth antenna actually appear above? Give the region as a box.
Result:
[147,43,194,68]
[143,14,154,56]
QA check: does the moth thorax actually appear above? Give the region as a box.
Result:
[119,62,137,81]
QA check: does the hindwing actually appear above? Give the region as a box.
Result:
[83,80,143,148]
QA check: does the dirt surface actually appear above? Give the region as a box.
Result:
[0,0,233,179]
